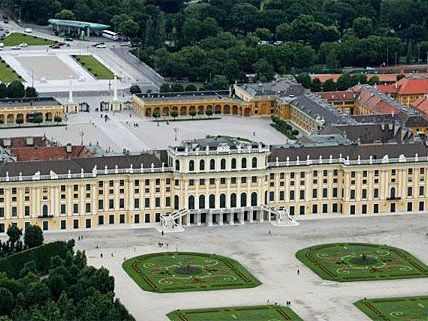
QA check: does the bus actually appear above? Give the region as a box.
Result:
[102,30,119,41]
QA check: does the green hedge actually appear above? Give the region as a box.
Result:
[0,241,71,278]
[271,116,298,139]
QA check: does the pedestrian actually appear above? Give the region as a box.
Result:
[100,253,103,258]
[267,299,269,304]
[162,230,164,236]
[268,230,271,235]
[111,253,114,257]
[297,269,300,275]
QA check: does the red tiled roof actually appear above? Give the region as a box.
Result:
[378,77,428,96]
[0,136,51,148]
[10,146,93,161]
[318,91,356,101]
[411,96,428,116]
[357,86,401,115]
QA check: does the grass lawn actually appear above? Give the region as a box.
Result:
[73,55,114,80]
[167,305,304,321]
[122,252,261,293]
[1,33,55,46]
[354,296,428,321]
[0,58,22,83]
[296,243,428,282]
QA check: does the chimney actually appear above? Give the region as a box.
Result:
[66,144,72,153]
[25,137,34,146]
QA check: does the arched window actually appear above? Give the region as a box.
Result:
[220,194,226,208]
[252,157,257,168]
[241,193,247,207]
[199,159,205,171]
[241,158,247,169]
[175,159,180,171]
[42,205,48,217]
[251,192,258,206]
[189,160,194,171]
[188,195,195,209]
[174,195,179,210]
[210,159,215,170]
[390,187,396,199]
[199,195,205,209]
[231,158,237,169]
[209,194,216,209]
[230,193,237,207]
[221,158,226,170]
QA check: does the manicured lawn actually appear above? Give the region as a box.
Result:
[296,243,428,282]
[0,58,22,83]
[73,55,114,79]
[167,305,304,321]
[354,296,428,321]
[122,252,261,293]
[1,32,54,46]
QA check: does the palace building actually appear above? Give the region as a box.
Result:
[0,136,427,233]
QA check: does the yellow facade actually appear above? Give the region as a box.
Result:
[0,98,64,124]
[0,140,426,233]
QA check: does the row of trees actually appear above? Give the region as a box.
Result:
[6,0,428,83]
[0,224,44,258]
[295,73,383,92]
[0,81,37,99]
[0,238,135,321]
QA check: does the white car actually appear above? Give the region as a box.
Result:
[11,46,21,50]
[0,43,4,49]
[24,28,32,33]
[19,43,28,48]
[95,43,106,48]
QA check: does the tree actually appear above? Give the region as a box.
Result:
[368,76,380,85]
[54,116,62,124]
[310,78,322,92]
[16,116,24,125]
[7,81,25,98]
[255,28,273,41]
[0,83,7,99]
[25,87,38,98]
[129,85,141,95]
[336,74,352,91]
[0,287,14,315]
[33,114,43,124]
[54,9,75,21]
[189,110,196,118]
[7,225,22,246]
[153,110,160,122]
[170,110,178,119]
[295,74,312,89]
[323,78,336,91]
[24,225,43,249]
[352,17,373,38]
[205,108,213,118]
[211,75,229,90]
[185,84,197,91]
[118,19,140,39]
[254,59,274,82]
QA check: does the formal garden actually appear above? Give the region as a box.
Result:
[354,296,428,321]
[1,32,54,46]
[167,305,303,321]
[122,252,260,293]
[72,55,115,80]
[296,243,428,282]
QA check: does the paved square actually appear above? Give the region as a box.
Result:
[167,305,303,321]
[296,243,428,282]
[15,55,79,80]
[123,252,260,293]
[354,296,428,320]
[42,214,428,321]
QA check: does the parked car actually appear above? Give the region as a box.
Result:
[65,37,74,41]
[0,43,4,49]
[11,46,21,50]
[92,42,105,47]
[95,43,106,48]
[50,44,61,49]
[19,43,28,48]
[3,20,8,24]
[24,28,32,33]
